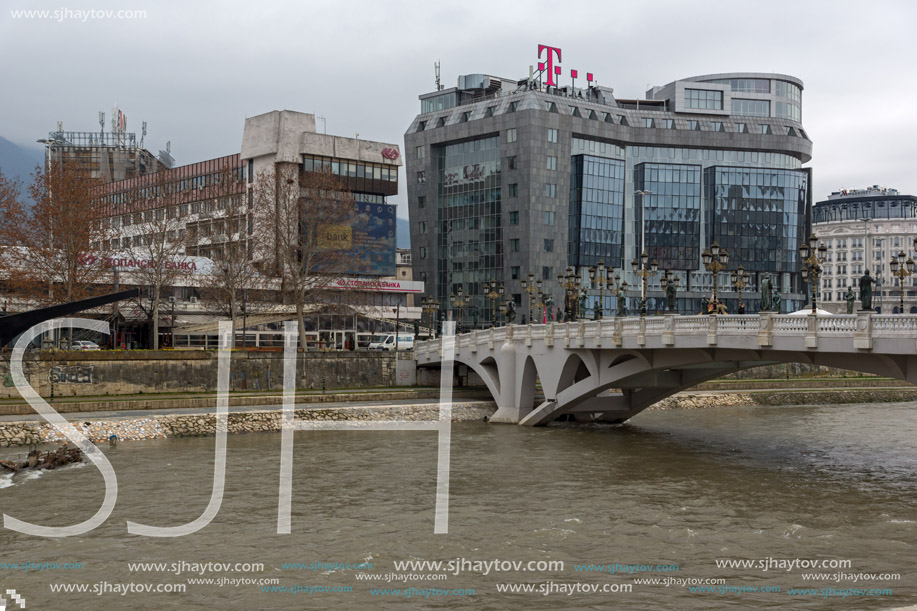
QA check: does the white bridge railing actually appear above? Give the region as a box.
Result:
[415,313,917,359]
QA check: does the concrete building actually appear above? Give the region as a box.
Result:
[405,49,813,324]
[813,186,917,313]
[80,110,418,348]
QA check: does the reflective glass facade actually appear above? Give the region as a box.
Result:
[568,155,625,268]
[634,163,702,270]
[685,89,724,110]
[436,135,502,322]
[707,78,770,93]
[704,166,808,275]
[732,99,770,117]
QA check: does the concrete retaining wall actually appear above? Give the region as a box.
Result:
[0,351,401,399]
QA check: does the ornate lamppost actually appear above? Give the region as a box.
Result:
[557,267,582,321]
[421,295,440,338]
[484,280,505,328]
[520,273,542,325]
[730,265,751,313]
[702,242,729,311]
[609,272,628,317]
[450,286,468,333]
[798,234,828,314]
[659,270,680,313]
[889,250,915,314]
[631,253,659,316]
[588,260,614,320]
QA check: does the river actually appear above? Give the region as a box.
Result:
[1,400,915,610]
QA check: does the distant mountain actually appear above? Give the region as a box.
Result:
[0,136,43,188]
[397,217,410,249]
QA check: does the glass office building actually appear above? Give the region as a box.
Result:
[407,69,813,322]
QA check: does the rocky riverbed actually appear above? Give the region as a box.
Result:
[0,402,497,447]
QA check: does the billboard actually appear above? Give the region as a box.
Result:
[339,201,396,277]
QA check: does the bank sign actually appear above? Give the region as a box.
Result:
[316,201,396,277]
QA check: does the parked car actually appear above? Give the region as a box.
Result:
[71,341,101,351]
[367,334,414,351]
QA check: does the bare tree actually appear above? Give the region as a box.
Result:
[125,170,193,349]
[0,163,109,308]
[199,167,260,345]
[251,165,355,349]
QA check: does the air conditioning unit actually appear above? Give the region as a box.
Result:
[190,296,198,304]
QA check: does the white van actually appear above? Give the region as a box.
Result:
[368,334,414,351]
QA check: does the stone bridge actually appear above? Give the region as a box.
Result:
[414,313,917,425]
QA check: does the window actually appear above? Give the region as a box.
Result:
[547,102,558,113]
[687,120,699,131]
[510,239,520,252]
[545,183,556,198]
[759,124,771,134]
[436,117,446,127]
[415,146,425,159]
[419,221,427,234]
[544,211,555,225]
[508,183,518,197]
[417,171,425,183]
[732,99,770,117]
[542,266,553,281]
[485,106,495,118]
[736,122,747,133]
[507,155,517,170]
[419,247,428,259]
[509,211,519,225]
[506,128,517,143]
[544,239,554,252]
[662,119,674,129]
[546,156,557,170]
[642,118,655,128]
[418,195,425,209]
[417,120,426,131]
[685,88,723,110]
[710,121,723,132]
[508,101,518,112]
[547,128,558,143]
[460,111,470,122]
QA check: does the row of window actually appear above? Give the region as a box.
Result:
[302,155,398,182]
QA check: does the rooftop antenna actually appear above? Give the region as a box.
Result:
[98,111,105,138]
[57,121,63,133]
[140,121,147,148]
[166,140,171,154]
[435,60,442,91]
[316,115,326,134]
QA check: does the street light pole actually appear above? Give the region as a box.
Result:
[450,286,467,333]
[889,250,915,313]
[702,242,729,311]
[520,274,541,324]
[631,253,659,316]
[730,265,750,313]
[799,234,828,314]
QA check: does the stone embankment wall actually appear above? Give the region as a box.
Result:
[651,389,917,410]
[0,351,400,399]
[0,402,497,447]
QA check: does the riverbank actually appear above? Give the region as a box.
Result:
[3,385,917,447]
[0,402,497,447]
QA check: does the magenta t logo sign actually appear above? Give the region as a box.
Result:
[538,44,562,87]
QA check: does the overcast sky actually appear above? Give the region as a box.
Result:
[2,0,915,219]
